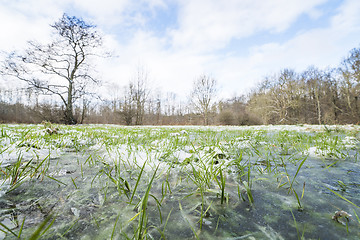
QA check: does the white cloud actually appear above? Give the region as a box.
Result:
[330,0,360,34]
[209,0,360,97]
[98,30,208,98]
[0,1,65,50]
[248,0,360,71]
[71,0,130,27]
[1,0,360,101]
[96,0,332,96]
[70,0,169,29]
[169,0,327,53]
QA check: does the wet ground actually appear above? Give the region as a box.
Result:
[0,124,359,239]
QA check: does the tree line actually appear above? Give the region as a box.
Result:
[0,14,359,125]
[247,49,360,125]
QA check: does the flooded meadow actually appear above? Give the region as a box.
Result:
[0,123,360,239]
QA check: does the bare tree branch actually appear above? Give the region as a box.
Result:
[0,13,105,124]
[190,74,218,125]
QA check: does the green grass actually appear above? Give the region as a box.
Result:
[0,124,359,239]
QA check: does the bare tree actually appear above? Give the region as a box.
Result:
[301,67,324,124]
[248,69,302,124]
[339,47,360,121]
[119,83,136,125]
[342,47,360,83]
[154,90,162,125]
[132,66,150,125]
[164,92,178,116]
[190,74,218,125]
[0,14,104,124]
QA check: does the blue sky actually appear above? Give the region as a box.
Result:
[1,0,360,100]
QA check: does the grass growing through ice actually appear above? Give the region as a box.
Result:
[0,124,360,239]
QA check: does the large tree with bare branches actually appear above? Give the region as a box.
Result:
[190,74,218,125]
[1,14,103,124]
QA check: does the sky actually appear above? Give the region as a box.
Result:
[1,0,360,100]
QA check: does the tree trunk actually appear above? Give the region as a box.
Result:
[315,90,321,125]
[65,81,77,124]
[204,109,209,125]
[64,106,76,124]
[80,99,88,124]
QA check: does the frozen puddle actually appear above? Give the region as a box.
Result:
[0,124,359,239]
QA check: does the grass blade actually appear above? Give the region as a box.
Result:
[326,187,360,209]
[129,160,147,204]
[29,214,55,240]
[0,222,18,238]
[111,213,121,240]
[289,156,307,193]
[18,216,26,238]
